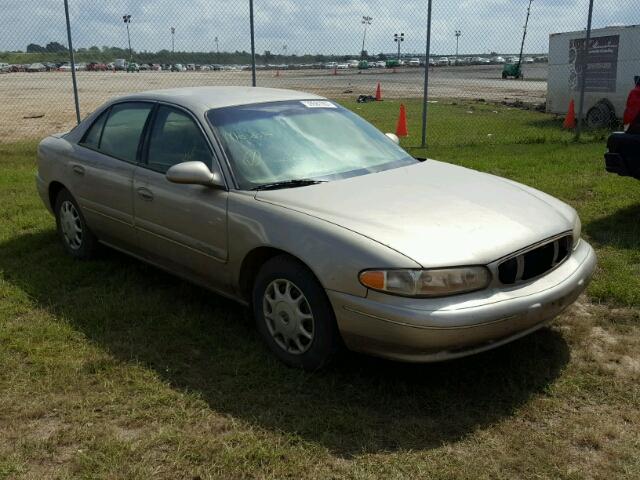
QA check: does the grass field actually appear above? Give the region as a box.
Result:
[1,100,639,479]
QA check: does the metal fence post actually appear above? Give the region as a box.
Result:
[575,0,595,139]
[420,0,433,148]
[249,0,257,86]
[63,0,81,124]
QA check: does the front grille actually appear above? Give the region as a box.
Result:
[498,234,572,285]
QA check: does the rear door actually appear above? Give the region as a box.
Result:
[133,103,230,287]
[71,101,154,249]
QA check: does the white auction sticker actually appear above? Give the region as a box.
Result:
[300,100,337,108]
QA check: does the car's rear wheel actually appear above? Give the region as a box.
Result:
[54,189,99,259]
[252,255,340,370]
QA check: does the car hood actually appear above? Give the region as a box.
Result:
[255,160,575,267]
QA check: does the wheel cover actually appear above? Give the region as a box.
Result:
[262,279,315,355]
[59,200,83,250]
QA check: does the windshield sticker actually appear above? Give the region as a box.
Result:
[300,100,337,109]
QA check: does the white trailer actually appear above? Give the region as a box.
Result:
[547,24,640,127]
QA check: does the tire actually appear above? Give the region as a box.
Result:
[586,100,616,129]
[252,255,340,370]
[54,188,99,259]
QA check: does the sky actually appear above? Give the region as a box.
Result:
[1,0,638,56]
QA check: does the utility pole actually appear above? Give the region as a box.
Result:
[215,36,219,63]
[394,32,404,61]
[455,30,461,63]
[123,14,132,62]
[361,16,372,59]
[171,27,175,53]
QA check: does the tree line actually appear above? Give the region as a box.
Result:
[2,43,390,65]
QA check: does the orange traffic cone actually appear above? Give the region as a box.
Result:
[563,99,576,129]
[375,82,382,101]
[396,104,408,137]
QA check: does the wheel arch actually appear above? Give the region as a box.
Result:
[238,246,321,304]
[48,181,67,210]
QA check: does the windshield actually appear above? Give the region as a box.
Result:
[206,100,416,190]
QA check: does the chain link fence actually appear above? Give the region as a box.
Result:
[1,0,638,144]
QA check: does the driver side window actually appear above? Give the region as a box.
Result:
[146,105,213,173]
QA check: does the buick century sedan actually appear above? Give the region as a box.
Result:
[36,87,596,369]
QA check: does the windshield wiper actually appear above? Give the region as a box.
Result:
[251,179,326,191]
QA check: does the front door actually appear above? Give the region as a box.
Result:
[132,104,229,289]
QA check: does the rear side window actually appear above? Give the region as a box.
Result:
[146,105,212,173]
[81,110,108,149]
[99,102,153,163]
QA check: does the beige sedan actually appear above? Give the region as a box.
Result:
[36,87,596,370]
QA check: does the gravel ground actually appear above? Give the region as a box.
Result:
[0,64,547,142]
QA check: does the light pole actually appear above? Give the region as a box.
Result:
[123,14,132,61]
[361,16,372,59]
[171,27,175,53]
[214,36,219,63]
[394,32,404,61]
[455,30,461,64]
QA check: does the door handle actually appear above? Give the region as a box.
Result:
[72,165,85,176]
[136,187,154,201]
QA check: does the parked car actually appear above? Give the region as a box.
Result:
[605,131,640,180]
[492,56,506,64]
[524,57,535,63]
[126,62,140,72]
[0,62,9,72]
[437,57,450,66]
[171,63,185,72]
[408,58,420,66]
[336,63,350,69]
[375,60,387,68]
[87,62,108,71]
[26,63,46,72]
[36,87,596,370]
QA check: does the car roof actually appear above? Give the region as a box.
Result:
[114,86,326,114]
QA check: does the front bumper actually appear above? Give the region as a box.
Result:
[328,239,596,362]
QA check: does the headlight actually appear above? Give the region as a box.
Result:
[359,267,491,298]
[572,215,582,250]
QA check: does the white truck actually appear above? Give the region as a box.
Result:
[114,58,127,71]
[547,24,640,127]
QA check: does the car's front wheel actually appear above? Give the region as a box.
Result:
[253,255,340,370]
[54,188,99,259]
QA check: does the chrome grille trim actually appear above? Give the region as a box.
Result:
[497,233,573,285]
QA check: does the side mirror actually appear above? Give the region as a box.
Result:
[166,161,225,188]
[385,132,400,144]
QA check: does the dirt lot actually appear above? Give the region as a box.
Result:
[0,64,547,142]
